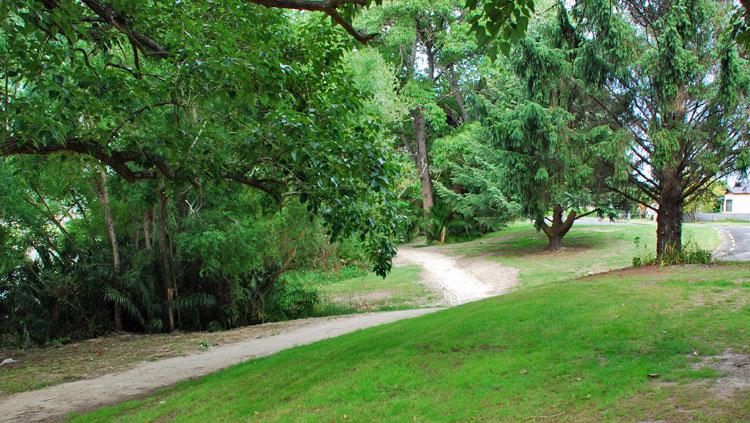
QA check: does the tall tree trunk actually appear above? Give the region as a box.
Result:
[157,185,175,332]
[412,108,434,219]
[426,43,435,82]
[656,175,683,257]
[142,210,152,251]
[94,169,122,331]
[539,205,576,251]
[4,61,8,142]
[449,66,469,124]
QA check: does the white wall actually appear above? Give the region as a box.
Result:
[724,194,750,213]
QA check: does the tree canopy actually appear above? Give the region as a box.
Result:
[1,0,749,345]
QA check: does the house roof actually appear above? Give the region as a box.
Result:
[727,181,750,195]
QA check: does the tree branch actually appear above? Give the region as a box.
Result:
[327,8,377,44]
[109,100,175,137]
[573,208,601,220]
[606,183,658,211]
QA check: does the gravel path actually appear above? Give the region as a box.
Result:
[1,246,518,422]
[396,245,518,304]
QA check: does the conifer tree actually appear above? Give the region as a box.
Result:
[576,0,750,256]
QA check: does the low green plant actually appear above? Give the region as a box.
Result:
[197,341,217,351]
[633,236,713,267]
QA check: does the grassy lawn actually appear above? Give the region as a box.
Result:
[286,265,437,311]
[451,221,720,287]
[72,263,750,422]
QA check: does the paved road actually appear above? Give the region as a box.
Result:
[716,226,750,261]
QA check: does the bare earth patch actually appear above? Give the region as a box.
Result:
[690,350,750,400]
[626,351,750,423]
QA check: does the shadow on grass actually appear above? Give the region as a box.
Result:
[459,227,617,258]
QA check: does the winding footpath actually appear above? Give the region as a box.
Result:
[0,246,517,422]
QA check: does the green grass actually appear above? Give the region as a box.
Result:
[451,221,720,287]
[285,265,437,311]
[72,263,750,422]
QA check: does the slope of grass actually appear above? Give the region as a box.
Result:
[452,222,720,287]
[73,263,750,422]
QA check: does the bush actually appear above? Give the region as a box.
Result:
[632,236,713,267]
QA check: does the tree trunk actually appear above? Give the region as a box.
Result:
[142,211,152,250]
[157,185,175,332]
[426,43,435,81]
[540,205,576,251]
[412,108,434,219]
[94,169,122,331]
[656,176,683,257]
[449,66,469,124]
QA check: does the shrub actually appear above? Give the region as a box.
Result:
[632,236,713,267]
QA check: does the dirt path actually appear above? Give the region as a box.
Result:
[1,246,517,422]
[396,245,519,304]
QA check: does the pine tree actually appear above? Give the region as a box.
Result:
[577,0,750,256]
[479,4,616,250]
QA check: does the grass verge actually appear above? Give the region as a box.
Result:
[72,263,750,422]
[451,222,720,287]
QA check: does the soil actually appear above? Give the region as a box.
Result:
[690,350,750,400]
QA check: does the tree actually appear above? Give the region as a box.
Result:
[1,0,401,276]
[575,0,750,256]
[431,122,518,236]
[358,0,485,238]
[469,6,615,250]
[1,1,405,335]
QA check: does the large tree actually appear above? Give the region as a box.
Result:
[1,0,403,273]
[468,6,616,250]
[357,0,486,238]
[572,0,750,256]
[1,1,406,334]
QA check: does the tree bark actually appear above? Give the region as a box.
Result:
[157,185,175,332]
[426,43,436,82]
[449,66,469,124]
[656,174,683,257]
[94,168,122,331]
[540,205,576,251]
[412,108,434,219]
[142,210,152,250]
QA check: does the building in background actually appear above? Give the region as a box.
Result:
[722,181,750,213]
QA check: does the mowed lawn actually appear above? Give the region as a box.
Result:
[73,263,750,422]
[453,221,720,287]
